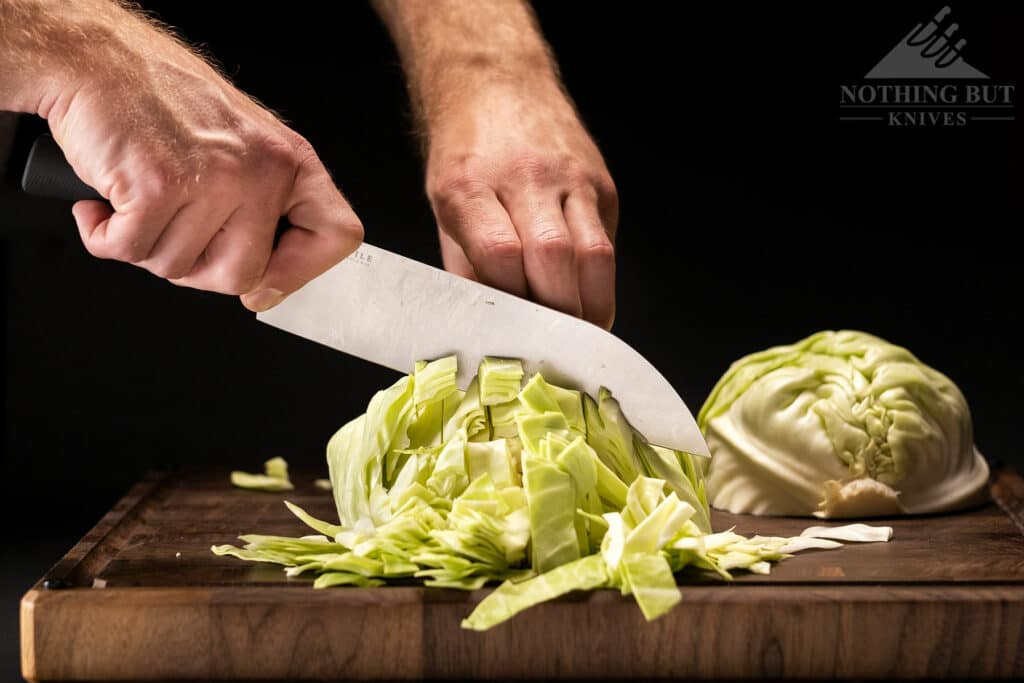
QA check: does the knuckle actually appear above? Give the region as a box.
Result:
[569,170,616,205]
[330,215,364,252]
[217,264,263,296]
[562,161,591,188]
[569,180,600,204]
[257,136,299,175]
[106,234,150,264]
[203,237,268,296]
[305,213,363,270]
[205,149,245,179]
[579,238,615,266]
[475,233,522,264]
[148,257,193,281]
[287,132,317,161]
[533,229,574,264]
[431,171,490,207]
[346,217,365,245]
[594,173,618,201]
[131,170,174,206]
[284,133,323,176]
[320,202,364,242]
[508,154,556,186]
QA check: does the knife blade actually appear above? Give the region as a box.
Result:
[258,244,708,456]
[21,134,709,455]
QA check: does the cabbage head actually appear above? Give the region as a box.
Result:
[698,330,989,518]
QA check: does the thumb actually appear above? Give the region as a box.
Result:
[241,156,363,312]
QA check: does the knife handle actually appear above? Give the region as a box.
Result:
[21,134,300,243]
[22,134,104,202]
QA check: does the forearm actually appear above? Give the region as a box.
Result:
[371,0,566,136]
[2,0,111,112]
[374,0,617,328]
[0,0,202,116]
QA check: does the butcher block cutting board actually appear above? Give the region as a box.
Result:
[21,467,1024,681]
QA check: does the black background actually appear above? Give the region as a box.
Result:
[1,2,1022,676]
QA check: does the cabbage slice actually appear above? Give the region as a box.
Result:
[522,455,579,573]
[414,356,459,410]
[800,523,894,542]
[461,554,608,631]
[479,357,525,406]
[230,457,294,492]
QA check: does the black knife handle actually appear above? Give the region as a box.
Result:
[21,134,293,242]
[21,134,103,201]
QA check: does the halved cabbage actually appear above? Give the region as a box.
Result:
[699,330,990,517]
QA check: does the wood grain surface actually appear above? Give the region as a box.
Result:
[21,468,1024,681]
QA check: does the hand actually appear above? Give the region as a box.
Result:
[425,81,618,329]
[36,6,362,311]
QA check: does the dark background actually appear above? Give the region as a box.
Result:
[1,1,1021,677]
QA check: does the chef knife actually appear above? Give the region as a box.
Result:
[22,134,709,456]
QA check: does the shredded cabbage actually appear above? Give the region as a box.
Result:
[230,456,294,492]
[215,356,893,629]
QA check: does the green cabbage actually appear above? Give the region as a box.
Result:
[215,354,892,629]
[230,456,294,491]
[479,356,525,406]
[699,330,990,517]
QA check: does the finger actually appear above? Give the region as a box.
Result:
[564,190,616,329]
[72,200,114,245]
[137,201,227,280]
[438,227,477,280]
[73,196,178,264]
[172,205,276,295]
[502,190,582,317]
[240,156,363,312]
[431,183,527,297]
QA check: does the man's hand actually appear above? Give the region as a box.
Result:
[0,0,362,311]
[427,81,618,329]
[373,0,618,329]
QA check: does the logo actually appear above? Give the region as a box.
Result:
[839,6,1015,127]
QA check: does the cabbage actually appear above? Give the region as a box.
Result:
[478,356,525,406]
[215,354,893,629]
[699,330,990,517]
[230,457,294,492]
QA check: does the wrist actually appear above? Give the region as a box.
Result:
[417,55,568,133]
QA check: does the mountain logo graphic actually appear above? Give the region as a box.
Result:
[867,6,988,79]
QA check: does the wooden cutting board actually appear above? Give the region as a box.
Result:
[21,467,1024,681]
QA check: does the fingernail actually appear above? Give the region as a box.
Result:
[243,288,285,312]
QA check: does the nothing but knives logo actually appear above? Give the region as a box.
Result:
[839,6,1015,127]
